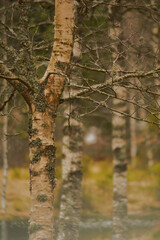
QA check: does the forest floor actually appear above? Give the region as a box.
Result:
[0,159,160,220]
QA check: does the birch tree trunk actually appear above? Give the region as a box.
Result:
[58,117,83,240]
[109,2,128,239]
[111,3,154,239]
[0,0,75,238]
[57,3,83,238]
[28,1,75,239]
[112,89,128,240]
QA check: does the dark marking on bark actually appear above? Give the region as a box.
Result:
[28,117,32,138]
[114,147,126,161]
[29,224,43,234]
[33,82,47,112]
[31,149,44,164]
[31,128,39,136]
[114,192,127,202]
[113,133,126,139]
[44,145,56,161]
[56,61,67,70]
[69,139,83,152]
[30,170,39,177]
[45,161,56,188]
[114,163,127,173]
[37,194,48,202]
[29,138,42,148]
[63,125,82,136]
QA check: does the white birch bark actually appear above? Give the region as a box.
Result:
[109,2,128,239]
[112,87,128,240]
[57,6,83,238]
[28,0,75,239]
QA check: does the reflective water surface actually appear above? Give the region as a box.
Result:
[0,214,160,240]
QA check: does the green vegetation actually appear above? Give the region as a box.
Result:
[1,158,160,219]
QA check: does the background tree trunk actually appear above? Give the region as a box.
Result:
[109,2,128,239]
[1,0,8,215]
[57,117,83,240]
[57,3,84,238]
[112,89,128,240]
[1,103,8,214]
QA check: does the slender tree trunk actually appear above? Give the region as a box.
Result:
[28,0,75,239]
[1,0,8,215]
[58,4,83,238]
[111,4,154,239]
[1,104,8,214]
[147,2,159,168]
[109,2,128,239]
[58,117,83,240]
[112,88,128,240]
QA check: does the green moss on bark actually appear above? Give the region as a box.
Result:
[29,138,42,148]
[30,170,39,177]
[29,224,42,234]
[44,145,56,161]
[31,149,44,164]
[46,162,55,188]
[37,194,48,202]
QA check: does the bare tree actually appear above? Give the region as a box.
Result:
[0,0,76,239]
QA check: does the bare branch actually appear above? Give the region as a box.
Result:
[0,89,16,111]
[0,74,34,92]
